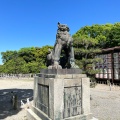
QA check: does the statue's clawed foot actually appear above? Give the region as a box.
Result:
[48,61,62,69]
[48,65,62,69]
[70,62,79,69]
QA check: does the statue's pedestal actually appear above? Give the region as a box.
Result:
[27,69,92,120]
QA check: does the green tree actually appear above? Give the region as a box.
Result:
[25,62,39,73]
[3,57,26,74]
[18,47,36,63]
[1,50,18,63]
[0,45,53,74]
[73,23,113,48]
[34,46,53,65]
[106,23,120,47]
[0,65,4,73]
[73,35,101,81]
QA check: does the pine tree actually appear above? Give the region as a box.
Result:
[73,35,102,83]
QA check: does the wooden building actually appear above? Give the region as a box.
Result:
[95,46,120,84]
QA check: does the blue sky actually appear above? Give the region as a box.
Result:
[0,0,120,64]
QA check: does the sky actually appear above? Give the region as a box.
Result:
[0,0,120,64]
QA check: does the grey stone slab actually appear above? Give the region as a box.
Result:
[56,74,73,79]
[53,78,64,119]
[27,109,42,120]
[28,72,92,120]
[40,69,82,75]
[33,77,39,106]
[72,74,87,78]
[82,78,90,114]
[62,113,92,120]
[32,106,52,120]
[64,86,82,118]
[37,84,49,115]
[64,79,81,87]
[48,79,54,119]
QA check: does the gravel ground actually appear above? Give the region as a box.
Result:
[0,79,34,120]
[91,84,120,120]
[0,79,120,120]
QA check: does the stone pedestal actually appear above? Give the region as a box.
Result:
[27,69,92,120]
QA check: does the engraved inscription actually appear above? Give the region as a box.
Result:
[64,86,82,118]
[37,84,49,115]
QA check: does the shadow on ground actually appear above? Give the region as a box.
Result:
[0,88,33,119]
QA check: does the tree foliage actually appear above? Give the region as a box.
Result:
[106,23,120,47]
[1,50,18,63]
[0,46,53,73]
[73,23,113,48]
[73,35,101,80]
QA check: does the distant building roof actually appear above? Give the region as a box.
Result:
[102,46,120,53]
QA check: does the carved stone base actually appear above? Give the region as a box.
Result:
[27,69,93,120]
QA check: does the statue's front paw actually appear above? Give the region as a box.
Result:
[48,65,62,69]
[71,63,79,69]
[54,65,62,69]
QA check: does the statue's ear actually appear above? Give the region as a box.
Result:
[67,27,70,32]
[58,22,60,26]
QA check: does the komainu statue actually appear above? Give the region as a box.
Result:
[47,22,79,69]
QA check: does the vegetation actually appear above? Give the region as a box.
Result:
[73,35,102,82]
[73,23,120,48]
[106,23,120,47]
[0,46,53,73]
[0,22,120,74]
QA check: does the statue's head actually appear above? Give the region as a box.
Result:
[57,22,70,32]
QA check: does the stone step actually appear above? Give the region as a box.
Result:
[27,109,42,120]
[56,74,87,79]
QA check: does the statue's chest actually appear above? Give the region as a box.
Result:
[60,33,70,41]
